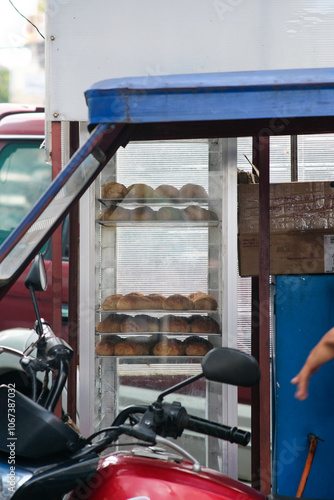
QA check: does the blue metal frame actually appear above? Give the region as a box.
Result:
[85,67,334,128]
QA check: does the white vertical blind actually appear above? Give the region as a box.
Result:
[115,141,211,296]
[298,134,334,181]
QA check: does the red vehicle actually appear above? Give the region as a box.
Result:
[0,104,69,333]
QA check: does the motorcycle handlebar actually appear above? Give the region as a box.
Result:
[37,321,73,363]
[180,413,250,447]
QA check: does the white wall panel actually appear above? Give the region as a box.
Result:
[46,0,334,121]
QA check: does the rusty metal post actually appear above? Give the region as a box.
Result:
[51,121,63,418]
[67,121,80,423]
[51,121,63,337]
[251,135,271,494]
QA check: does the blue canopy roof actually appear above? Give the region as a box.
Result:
[85,67,334,130]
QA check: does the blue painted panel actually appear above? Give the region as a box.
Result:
[273,275,334,498]
[85,67,334,127]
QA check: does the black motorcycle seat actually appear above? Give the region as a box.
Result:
[0,385,83,459]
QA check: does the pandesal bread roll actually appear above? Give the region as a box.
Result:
[95,340,114,356]
[126,183,156,201]
[146,293,166,309]
[190,315,220,334]
[120,314,160,333]
[96,314,126,333]
[152,338,185,356]
[117,293,152,310]
[188,292,218,311]
[98,205,130,221]
[160,315,190,333]
[120,315,148,333]
[183,336,213,356]
[101,294,123,310]
[155,184,179,200]
[95,335,122,355]
[179,184,208,199]
[156,207,183,221]
[133,335,156,353]
[188,291,205,300]
[182,205,217,221]
[163,294,195,311]
[114,339,151,356]
[101,182,128,199]
[139,315,160,332]
[130,206,156,221]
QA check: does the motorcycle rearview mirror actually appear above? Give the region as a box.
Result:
[201,347,260,387]
[25,254,47,292]
[156,347,260,403]
[25,254,47,336]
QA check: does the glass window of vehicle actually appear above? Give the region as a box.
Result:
[0,141,51,246]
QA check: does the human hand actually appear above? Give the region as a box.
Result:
[291,328,334,401]
[291,371,310,401]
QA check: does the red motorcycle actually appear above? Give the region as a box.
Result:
[0,255,303,500]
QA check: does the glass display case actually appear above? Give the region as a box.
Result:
[92,139,237,470]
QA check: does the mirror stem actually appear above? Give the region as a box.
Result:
[157,373,203,402]
[28,285,44,337]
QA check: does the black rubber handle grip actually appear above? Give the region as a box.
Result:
[181,414,250,446]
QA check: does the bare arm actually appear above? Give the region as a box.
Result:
[291,327,334,400]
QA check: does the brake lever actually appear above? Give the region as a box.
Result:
[0,346,26,358]
[23,337,41,357]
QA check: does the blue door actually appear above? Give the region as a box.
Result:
[273,275,334,498]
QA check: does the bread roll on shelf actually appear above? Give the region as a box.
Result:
[130,206,156,221]
[163,294,195,311]
[154,184,179,201]
[120,314,160,333]
[95,335,122,355]
[182,205,217,221]
[101,181,128,199]
[101,294,123,310]
[96,314,128,333]
[126,183,156,201]
[190,315,220,334]
[99,292,218,313]
[179,183,208,200]
[114,338,151,356]
[120,315,148,333]
[160,314,190,333]
[188,292,218,311]
[183,336,213,356]
[146,293,166,309]
[95,331,217,357]
[156,207,183,221]
[152,338,185,356]
[96,313,220,335]
[117,293,153,310]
